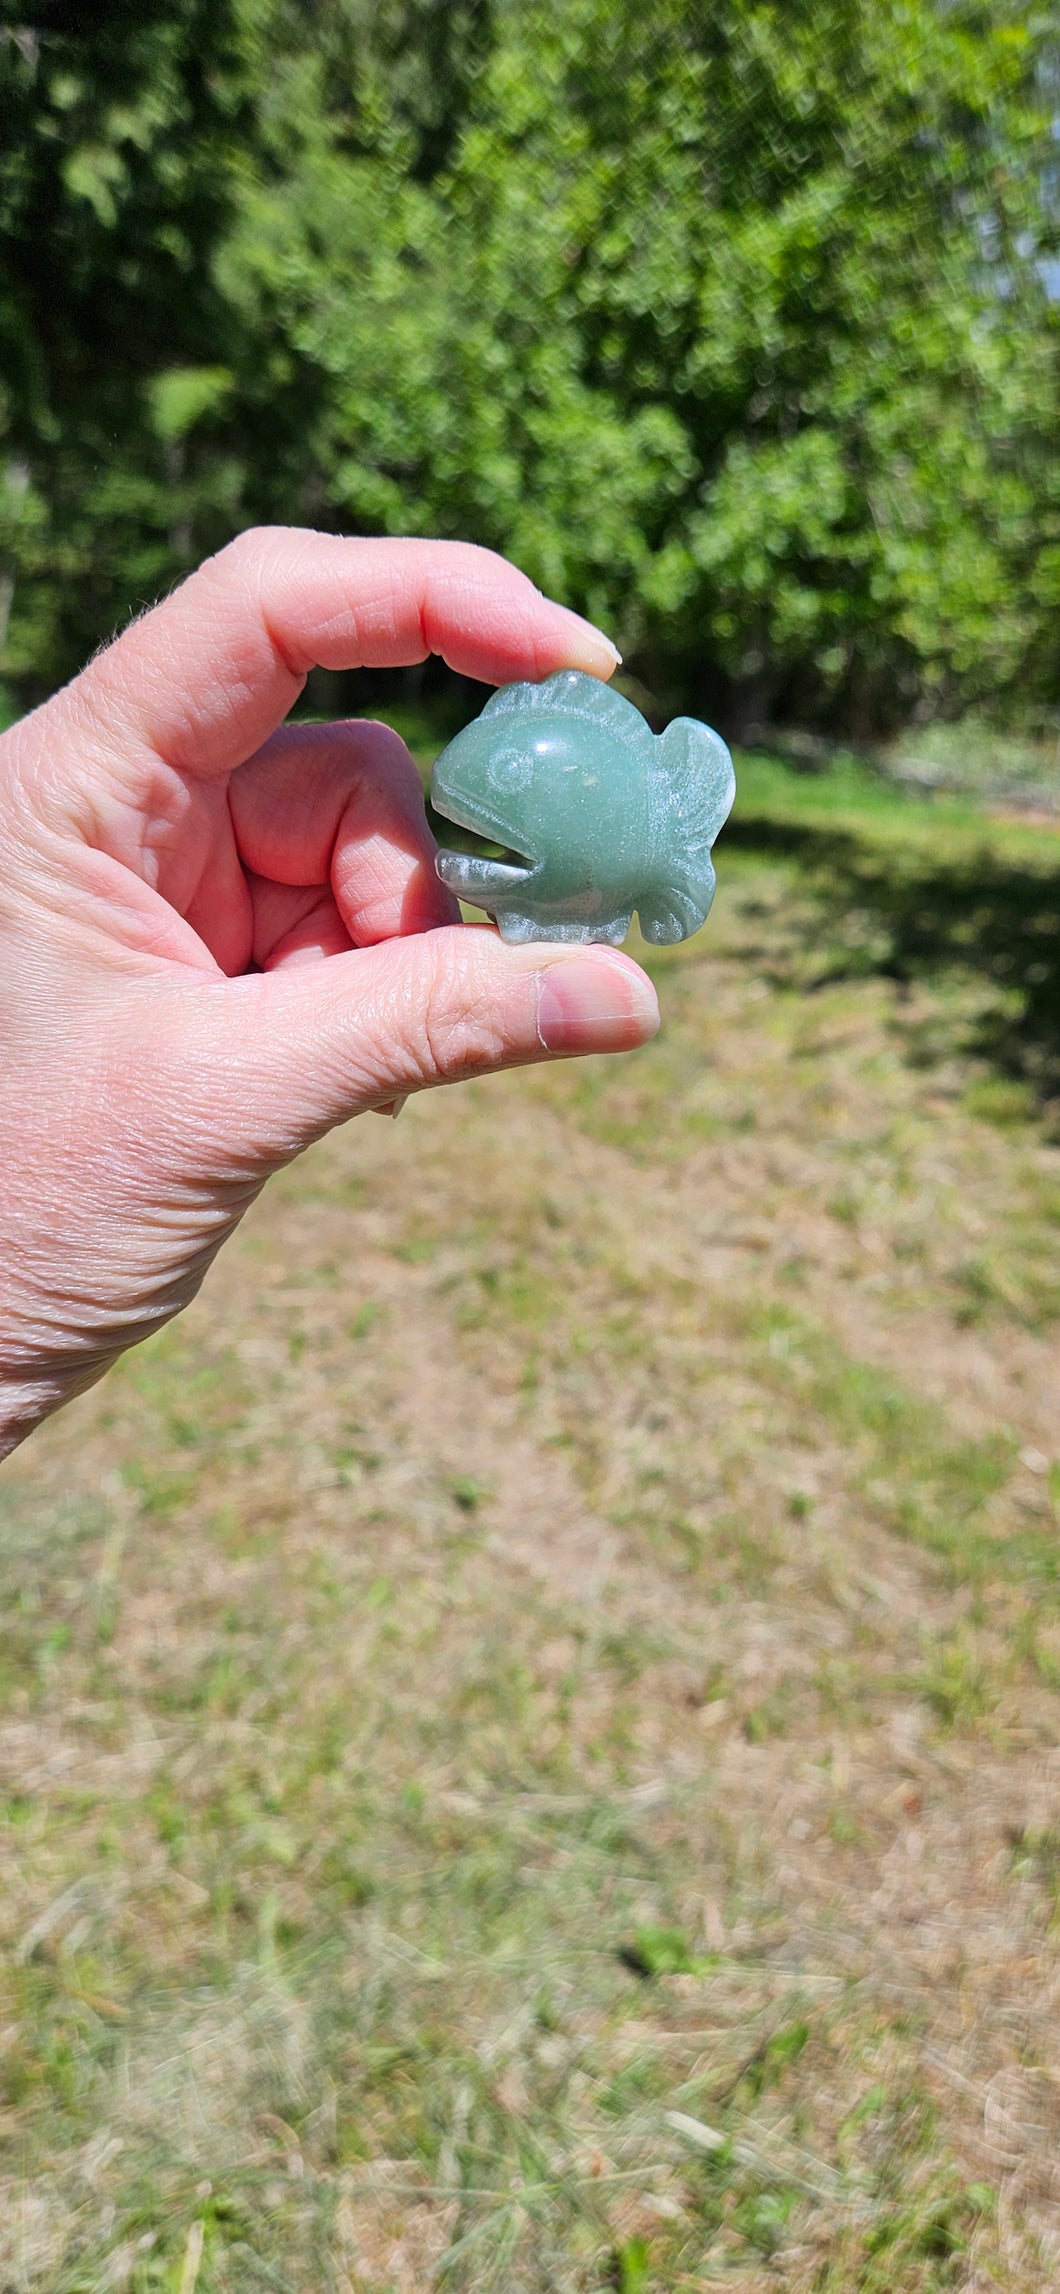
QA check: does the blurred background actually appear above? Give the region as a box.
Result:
[2,0,1058,759]
[5,7,1060,2292]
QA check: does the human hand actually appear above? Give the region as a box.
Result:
[0,530,659,1455]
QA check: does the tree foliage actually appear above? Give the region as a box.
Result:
[1,0,1056,728]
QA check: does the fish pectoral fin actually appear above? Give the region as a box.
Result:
[636,879,714,944]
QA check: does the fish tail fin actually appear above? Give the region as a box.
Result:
[657,716,735,854]
[637,716,733,943]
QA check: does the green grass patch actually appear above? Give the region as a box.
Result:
[2,736,1058,2288]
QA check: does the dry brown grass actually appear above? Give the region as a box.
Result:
[3,770,1060,2289]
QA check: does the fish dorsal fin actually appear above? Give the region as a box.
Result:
[482,670,649,754]
[656,717,735,853]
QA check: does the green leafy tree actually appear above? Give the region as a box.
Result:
[0,1,259,694]
[2,0,1056,727]
[226,0,1058,727]
[0,0,500,699]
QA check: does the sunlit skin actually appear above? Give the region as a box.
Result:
[0,529,659,1456]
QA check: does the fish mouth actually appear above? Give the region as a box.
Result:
[428,788,535,905]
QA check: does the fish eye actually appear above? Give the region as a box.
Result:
[487,748,534,792]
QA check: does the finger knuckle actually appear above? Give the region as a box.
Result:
[355,719,421,798]
[407,942,511,1084]
[207,525,292,584]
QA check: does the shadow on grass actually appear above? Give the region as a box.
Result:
[726,815,1060,1104]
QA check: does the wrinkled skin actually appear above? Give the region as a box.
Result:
[0,529,658,1456]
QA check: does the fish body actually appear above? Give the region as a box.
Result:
[430,670,735,945]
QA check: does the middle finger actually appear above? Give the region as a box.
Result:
[229,718,459,947]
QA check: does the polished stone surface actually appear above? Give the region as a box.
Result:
[430,670,735,944]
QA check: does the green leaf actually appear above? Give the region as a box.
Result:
[146,367,235,443]
[611,2236,650,2292]
[618,1923,714,1977]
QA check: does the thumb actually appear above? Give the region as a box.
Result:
[175,928,660,1172]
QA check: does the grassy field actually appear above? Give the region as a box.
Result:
[3,733,1060,2291]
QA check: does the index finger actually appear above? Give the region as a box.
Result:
[42,528,620,786]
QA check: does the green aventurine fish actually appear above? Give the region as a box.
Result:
[430,670,735,945]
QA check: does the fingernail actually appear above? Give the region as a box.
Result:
[536,951,659,1054]
[553,604,622,672]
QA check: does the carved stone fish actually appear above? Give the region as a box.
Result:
[430,670,735,945]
